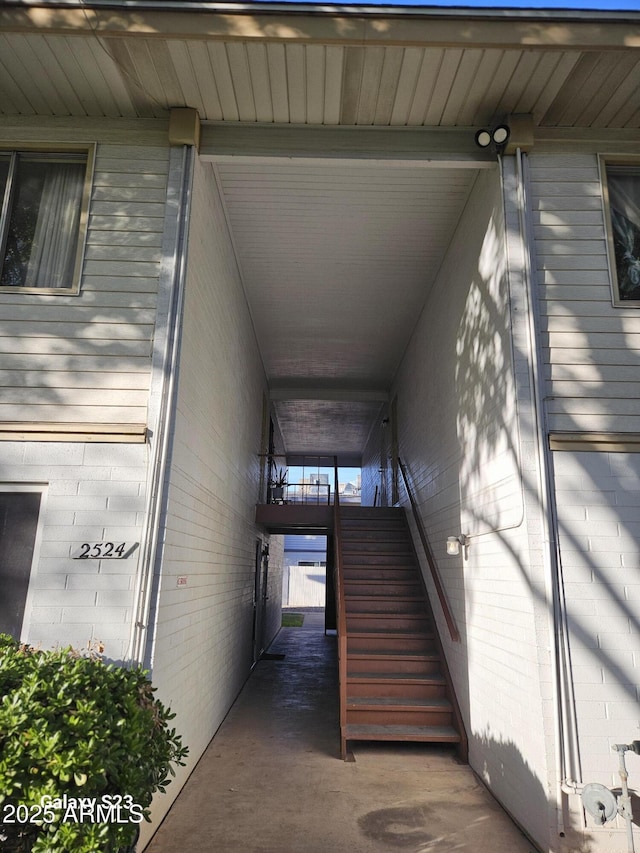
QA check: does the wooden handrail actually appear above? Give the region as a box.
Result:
[397,458,460,643]
[332,456,348,759]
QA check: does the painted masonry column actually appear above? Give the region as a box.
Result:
[125,109,200,669]
[501,143,579,852]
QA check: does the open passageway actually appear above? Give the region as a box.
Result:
[146,610,537,853]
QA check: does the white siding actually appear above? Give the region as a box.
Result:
[145,155,282,840]
[0,137,169,426]
[391,167,552,849]
[529,151,640,434]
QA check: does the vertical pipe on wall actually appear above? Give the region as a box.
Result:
[511,148,583,841]
[125,145,194,668]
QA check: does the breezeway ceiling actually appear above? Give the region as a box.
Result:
[210,156,482,456]
[2,1,640,457]
[214,159,477,388]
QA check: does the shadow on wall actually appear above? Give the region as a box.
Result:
[475,729,595,853]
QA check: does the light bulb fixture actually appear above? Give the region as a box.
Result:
[474,124,511,154]
[446,536,461,556]
[474,129,492,149]
[446,534,470,557]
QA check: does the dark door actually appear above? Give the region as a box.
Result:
[0,491,41,638]
[252,539,269,664]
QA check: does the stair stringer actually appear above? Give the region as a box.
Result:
[338,506,468,761]
[400,507,469,763]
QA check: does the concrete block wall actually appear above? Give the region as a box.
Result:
[0,440,146,661]
[388,166,553,849]
[145,154,282,840]
[553,449,640,847]
[361,402,387,507]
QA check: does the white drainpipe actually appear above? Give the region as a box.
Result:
[510,148,582,841]
[125,144,194,668]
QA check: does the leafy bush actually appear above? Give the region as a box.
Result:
[0,635,188,853]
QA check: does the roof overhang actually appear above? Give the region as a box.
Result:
[2,1,640,458]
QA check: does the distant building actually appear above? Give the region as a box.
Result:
[282,535,327,608]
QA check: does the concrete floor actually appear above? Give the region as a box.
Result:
[145,611,538,853]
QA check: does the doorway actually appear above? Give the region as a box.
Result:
[252,538,269,666]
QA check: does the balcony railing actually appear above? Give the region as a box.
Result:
[261,454,361,506]
[269,482,331,505]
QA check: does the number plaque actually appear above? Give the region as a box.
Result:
[70,542,139,560]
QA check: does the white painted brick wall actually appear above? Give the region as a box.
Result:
[389,166,553,849]
[553,450,640,791]
[1,440,147,661]
[145,155,282,838]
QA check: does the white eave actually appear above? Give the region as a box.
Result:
[1,0,639,455]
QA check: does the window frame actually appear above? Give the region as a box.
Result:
[600,154,640,308]
[0,143,95,296]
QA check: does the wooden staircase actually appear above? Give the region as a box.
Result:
[338,506,466,758]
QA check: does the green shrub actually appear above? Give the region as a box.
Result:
[0,635,188,853]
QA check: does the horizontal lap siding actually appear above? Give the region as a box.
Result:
[529,152,640,434]
[0,141,169,425]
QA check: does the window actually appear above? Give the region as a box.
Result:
[0,148,93,293]
[602,159,640,305]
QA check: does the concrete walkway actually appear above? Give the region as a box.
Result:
[145,611,538,853]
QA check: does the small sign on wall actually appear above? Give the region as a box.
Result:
[71,543,139,560]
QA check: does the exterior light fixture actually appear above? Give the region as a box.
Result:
[474,124,511,154]
[446,536,461,556]
[446,534,470,556]
[474,129,492,149]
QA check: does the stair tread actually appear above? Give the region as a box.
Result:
[347,696,452,709]
[347,628,435,640]
[349,651,439,659]
[345,578,420,584]
[342,560,415,563]
[343,572,418,577]
[345,592,421,598]
[348,671,445,682]
[345,724,460,741]
[347,614,429,621]
[347,613,426,619]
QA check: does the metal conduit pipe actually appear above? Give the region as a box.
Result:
[125,144,194,668]
[511,148,583,840]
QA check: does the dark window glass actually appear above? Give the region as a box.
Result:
[0,153,86,289]
[607,168,640,301]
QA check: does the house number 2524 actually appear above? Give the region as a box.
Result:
[71,542,137,560]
